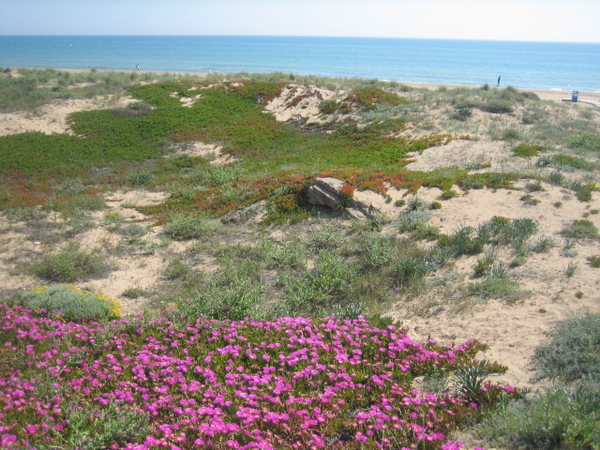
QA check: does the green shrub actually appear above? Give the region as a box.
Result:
[530,236,556,253]
[453,107,472,121]
[525,181,544,192]
[61,400,152,449]
[569,132,600,152]
[547,170,565,186]
[121,287,146,299]
[514,145,544,159]
[429,201,442,210]
[477,216,537,250]
[17,284,121,321]
[397,210,432,233]
[587,255,600,268]
[359,232,398,272]
[473,250,496,277]
[533,313,600,382]
[174,259,265,321]
[318,99,341,115]
[521,110,544,124]
[575,184,593,202]
[564,261,578,278]
[343,87,409,110]
[164,259,193,281]
[467,276,521,301]
[406,195,425,211]
[439,189,460,200]
[536,154,552,167]
[445,225,485,255]
[53,194,107,213]
[560,219,600,239]
[482,99,514,114]
[394,256,429,288]
[282,250,356,317]
[129,171,155,185]
[31,248,110,282]
[472,383,600,450]
[500,128,521,141]
[520,194,540,206]
[162,213,222,241]
[552,154,596,171]
[409,223,441,241]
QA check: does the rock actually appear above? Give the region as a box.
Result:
[305,177,345,209]
[220,202,266,224]
[305,177,377,219]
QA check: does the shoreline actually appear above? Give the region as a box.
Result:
[5,67,600,104]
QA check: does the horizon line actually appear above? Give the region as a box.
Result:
[1,34,599,45]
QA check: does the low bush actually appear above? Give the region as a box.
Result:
[473,383,600,450]
[473,250,497,277]
[121,287,146,299]
[16,284,121,321]
[162,213,222,241]
[31,248,110,282]
[547,170,565,186]
[512,144,545,157]
[173,258,265,321]
[467,273,522,302]
[530,236,556,253]
[128,171,155,186]
[444,225,485,255]
[575,184,593,202]
[587,255,600,268]
[59,400,152,449]
[533,313,600,382]
[559,219,600,239]
[453,107,472,121]
[318,99,341,114]
[569,132,600,152]
[164,260,193,284]
[481,99,514,114]
[552,154,596,171]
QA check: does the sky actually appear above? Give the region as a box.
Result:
[1,0,599,43]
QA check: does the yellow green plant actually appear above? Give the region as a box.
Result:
[18,284,122,321]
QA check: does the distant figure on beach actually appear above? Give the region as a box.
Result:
[136,64,140,71]
[497,75,501,87]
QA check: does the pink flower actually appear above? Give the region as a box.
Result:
[1,434,17,447]
[355,432,368,442]
[441,441,464,450]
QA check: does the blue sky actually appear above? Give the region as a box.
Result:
[1,0,599,43]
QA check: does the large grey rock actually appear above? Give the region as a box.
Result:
[305,177,376,219]
[305,177,345,209]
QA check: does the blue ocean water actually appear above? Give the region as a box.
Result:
[1,35,599,92]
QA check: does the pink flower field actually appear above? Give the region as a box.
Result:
[0,305,518,449]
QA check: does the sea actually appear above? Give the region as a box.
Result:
[1,35,599,92]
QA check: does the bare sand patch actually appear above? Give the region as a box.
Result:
[168,142,234,165]
[265,84,337,123]
[0,96,137,136]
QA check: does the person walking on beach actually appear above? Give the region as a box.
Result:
[497,75,501,87]
[136,64,140,71]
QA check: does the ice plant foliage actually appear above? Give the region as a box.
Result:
[0,305,518,449]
